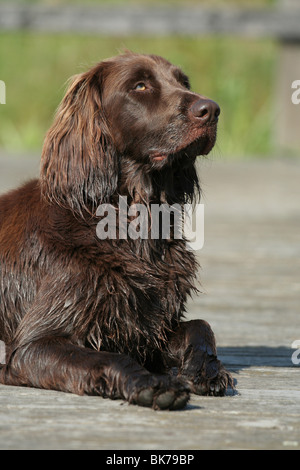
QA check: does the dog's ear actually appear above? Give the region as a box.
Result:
[40,62,118,215]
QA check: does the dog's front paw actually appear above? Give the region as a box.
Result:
[180,353,234,397]
[129,375,190,410]
[190,366,233,397]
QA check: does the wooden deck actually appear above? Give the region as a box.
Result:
[0,154,299,450]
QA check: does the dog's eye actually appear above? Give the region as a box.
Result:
[134,83,147,91]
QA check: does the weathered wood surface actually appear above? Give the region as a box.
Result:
[0,4,300,40]
[0,154,299,450]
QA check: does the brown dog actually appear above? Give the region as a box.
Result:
[0,52,232,410]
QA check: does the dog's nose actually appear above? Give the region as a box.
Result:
[190,99,220,124]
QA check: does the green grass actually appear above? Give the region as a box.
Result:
[0,33,277,157]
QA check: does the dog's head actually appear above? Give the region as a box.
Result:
[101,52,219,166]
[41,52,219,213]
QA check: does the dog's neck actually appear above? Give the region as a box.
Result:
[117,157,200,206]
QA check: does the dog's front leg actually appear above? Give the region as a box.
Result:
[1,336,189,410]
[0,336,190,410]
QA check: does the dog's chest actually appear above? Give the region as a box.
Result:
[84,240,198,359]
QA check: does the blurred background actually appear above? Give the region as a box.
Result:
[0,0,299,159]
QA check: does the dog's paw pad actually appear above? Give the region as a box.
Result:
[132,377,190,410]
[169,391,190,410]
[137,388,154,407]
[154,390,176,410]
